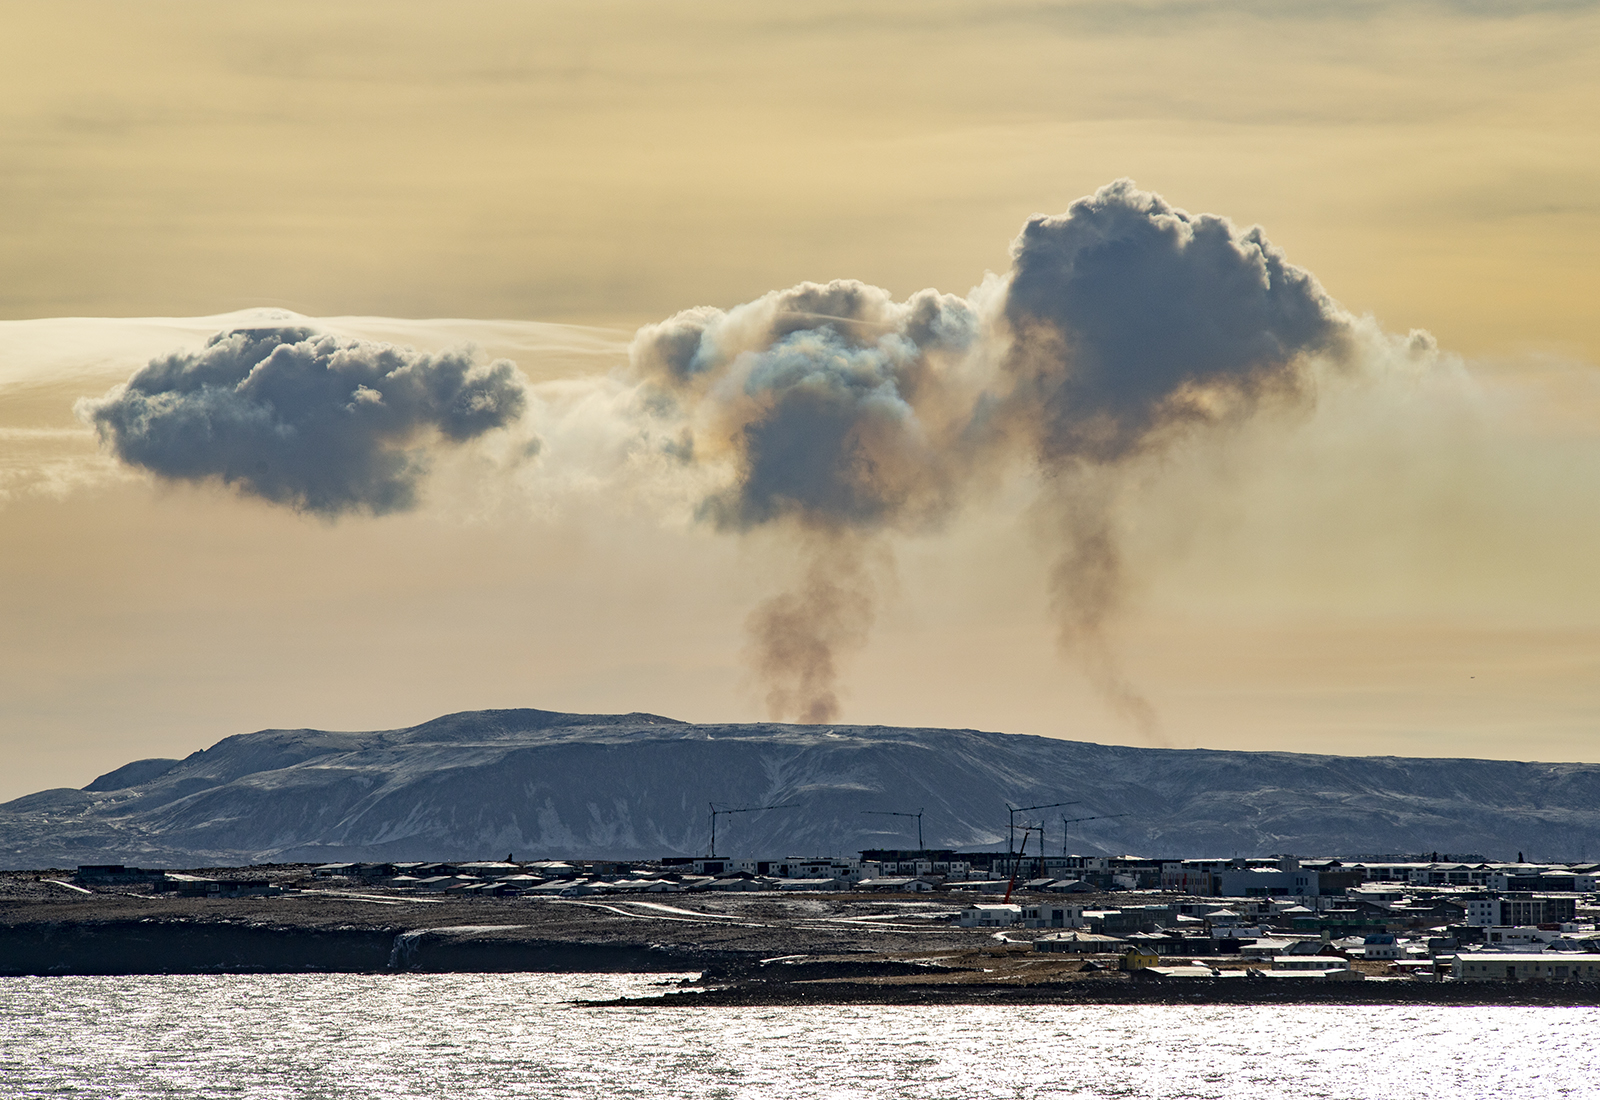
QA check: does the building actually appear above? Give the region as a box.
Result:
[676,857,861,881]
[1034,931,1124,953]
[1467,894,1579,927]
[1121,947,1161,970]
[1021,903,1084,929]
[1453,954,1600,981]
[1215,867,1321,898]
[1271,955,1354,973]
[958,904,1021,928]
[1160,860,1230,896]
[1361,934,1400,960]
[1488,870,1600,892]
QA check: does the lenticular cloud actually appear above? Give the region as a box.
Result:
[79,326,527,515]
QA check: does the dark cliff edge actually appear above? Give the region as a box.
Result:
[0,921,729,977]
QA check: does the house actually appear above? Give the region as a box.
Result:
[1482,926,1561,948]
[1121,947,1162,970]
[1255,966,1364,981]
[72,865,167,886]
[1272,955,1354,972]
[958,904,1021,928]
[156,873,220,897]
[1238,938,1297,960]
[1361,934,1400,960]
[1034,931,1124,953]
[1045,879,1097,894]
[1021,904,1084,929]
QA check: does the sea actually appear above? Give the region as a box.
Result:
[2,973,1593,1098]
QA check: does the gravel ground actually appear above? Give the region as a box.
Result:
[0,867,1011,959]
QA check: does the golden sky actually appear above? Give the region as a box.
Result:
[2,1,1598,800]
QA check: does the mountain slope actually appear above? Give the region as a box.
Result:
[2,708,1597,867]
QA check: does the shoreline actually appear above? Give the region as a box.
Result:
[8,873,1599,1006]
[587,980,1600,1008]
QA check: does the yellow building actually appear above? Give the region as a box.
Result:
[1122,947,1161,971]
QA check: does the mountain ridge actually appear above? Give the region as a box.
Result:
[2,708,1597,868]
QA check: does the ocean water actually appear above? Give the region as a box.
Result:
[1,974,1593,1099]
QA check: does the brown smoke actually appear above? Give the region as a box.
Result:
[997,180,1350,741]
[1044,471,1163,743]
[746,535,876,724]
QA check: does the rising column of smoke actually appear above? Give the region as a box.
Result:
[745,533,876,724]
[631,281,981,722]
[996,180,1352,736]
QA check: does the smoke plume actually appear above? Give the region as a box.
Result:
[632,280,981,722]
[79,326,526,515]
[76,181,1367,736]
[996,180,1352,732]
[745,535,877,724]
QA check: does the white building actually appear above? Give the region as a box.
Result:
[958,904,1022,928]
[691,857,862,881]
[1021,904,1085,929]
[1467,895,1579,927]
[1361,934,1400,960]
[1454,954,1600,981]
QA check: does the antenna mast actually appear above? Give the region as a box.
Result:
[1006,800,1079,863]
[707,802,798,857]
[1059,813,1130,855]
[860,808,925,850]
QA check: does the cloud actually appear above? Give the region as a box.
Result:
[1000,178,1349,463]
[63,183,1375,735]
[631,280,985,722]
[985,181,1353,738]
[79,326,527,516]
[632,279,983,533]
[619,182,1360,730]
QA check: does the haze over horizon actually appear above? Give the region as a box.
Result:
[3,1,1599,802]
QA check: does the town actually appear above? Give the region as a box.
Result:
[56,847,1600,985]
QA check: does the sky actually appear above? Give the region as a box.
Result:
[2,0,1599,801]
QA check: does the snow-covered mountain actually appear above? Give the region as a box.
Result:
[4,708,1598,868]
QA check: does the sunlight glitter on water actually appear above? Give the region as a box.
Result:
[1,974,1594,1099]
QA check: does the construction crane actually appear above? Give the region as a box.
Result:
[1006,800,1079,859]
[707,802,797,858]
[1059,813,1129,855]
[1004,825,1045,903]
[860,808,924,850]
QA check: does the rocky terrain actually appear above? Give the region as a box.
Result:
[4,707,1600,867]
[0,866,987,975]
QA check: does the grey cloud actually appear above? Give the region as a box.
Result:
[80,326,526,516]
[633,280,979,533]
[632,280,979,723]
[628,186,1353,730]
[1002,178,1348,463]
[998,179,1350,739]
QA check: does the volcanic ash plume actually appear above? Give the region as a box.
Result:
[996,180,1353,732]
[78,326,527,516]
[631,280,983,721]
[75,180,1373,735]
[745,535,877,724]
